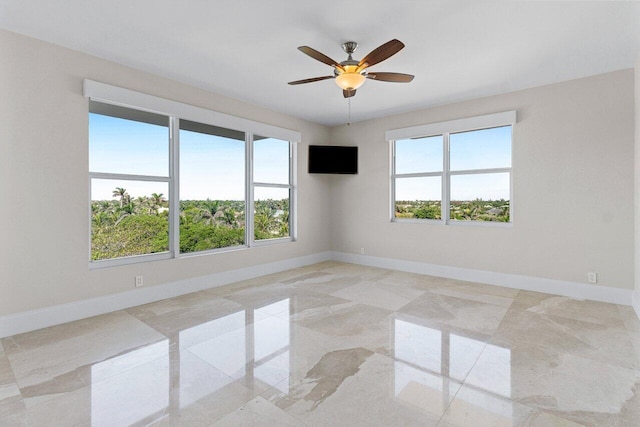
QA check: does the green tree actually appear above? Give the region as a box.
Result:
[112,187,128,207]
[92,214,168,260]
[150,193,167,215]
[197,199,220,225]
[413,203,441,219]
[221,208,237,226]
[92,211,110,227]
[179,221,244,253]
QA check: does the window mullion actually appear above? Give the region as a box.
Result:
[89,172,171,182]
[169,117,180,257]
[394,171,443,179]
[390,141,396,220]
[443,132,450,223]
[450,167,511,176]
[253,182,291,189]
[289,141,296,241]
[246,133,254,247]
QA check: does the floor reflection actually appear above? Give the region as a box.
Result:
[393,360,457,417]
[91,340,170,426]
[393,316,512,419]
[90,299,292,425]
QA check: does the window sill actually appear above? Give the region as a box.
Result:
[391,217,512,228]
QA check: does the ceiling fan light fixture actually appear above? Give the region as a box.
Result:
[290,39,413,98]
[335,71,366,90]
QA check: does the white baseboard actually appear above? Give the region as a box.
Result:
[633,291,640,319]
[2,250,636,338]
[332,251,634,306]
[0,251,333,338]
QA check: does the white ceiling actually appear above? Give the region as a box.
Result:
[1,1,639,126]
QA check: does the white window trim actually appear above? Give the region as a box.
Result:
[84,80,301,142]
[385,111,515,141]
[389,111,516,226]
[85,80,299,268]
[252,140,296,245]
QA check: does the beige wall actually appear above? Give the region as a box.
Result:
[0,30,332,316]
[636,57,640,295]
[329,70,635,290]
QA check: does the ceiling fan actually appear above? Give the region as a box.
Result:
[288,39,414,98]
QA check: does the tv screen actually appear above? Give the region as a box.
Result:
[308,145,358,174]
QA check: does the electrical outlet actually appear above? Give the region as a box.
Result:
[587,272,597,284]
[360,247,365,255]
[135,275,144,287]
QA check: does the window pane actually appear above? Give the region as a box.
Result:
[450,126,511,171]
[89,101,169,176]
[395,135,443,174]
[395,177,442,220]
[179,120,246,253]
[254,137,289,184]
[91,179,169,260]
[254,187,290,240]
[450,173,510,222]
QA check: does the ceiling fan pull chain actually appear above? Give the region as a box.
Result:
[348,97,351,126]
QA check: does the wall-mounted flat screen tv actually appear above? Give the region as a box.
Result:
[308,145,358,174]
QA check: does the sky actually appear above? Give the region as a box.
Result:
[395,126,511,201]
[90,113,511,203]
[89,114,289,201]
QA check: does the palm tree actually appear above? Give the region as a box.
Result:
[112,187,128,207]
[92,211,110,227]
[120,201,135,215]
[221,208,236,227]
[254,204,275,235]
[150,193,166,214]
[278,211,290,236]
[136,196,155,215]
[197,199,220,225]
[115,202,135,226]
[99,200,113,213]
[254,212,270,234]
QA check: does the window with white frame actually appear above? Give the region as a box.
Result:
[89,102,171,261]
[389,111,515,224]
[87,81,298,267]
[178,120,246,253]
[253,136,293,241]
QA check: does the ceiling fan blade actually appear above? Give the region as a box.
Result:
[343,89,356,98]
[288,76,334,85]
[298,46,344,71]
[357,39,405,70]
[366,72,414,83]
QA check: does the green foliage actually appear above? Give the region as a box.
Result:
[395,199,510,222]
[179,222,244,253]
[254,198,289,240]
[91,188,290,261]
[450,199,510,222]
[92,214,168,260]
[413,203,442,219]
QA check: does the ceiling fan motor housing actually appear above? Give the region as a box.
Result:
[342,41,358,55]
[334,41,361,77]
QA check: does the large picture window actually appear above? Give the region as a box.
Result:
[389,111,515,225]
[86,81,298,267]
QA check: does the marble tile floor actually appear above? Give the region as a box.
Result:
[1,261,639,426]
